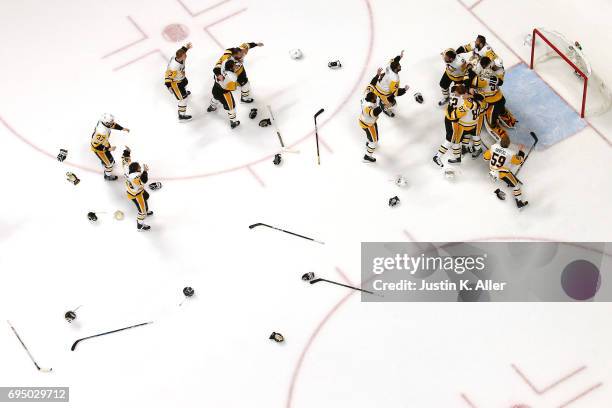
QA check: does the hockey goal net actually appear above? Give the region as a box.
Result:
[529,28,612,118]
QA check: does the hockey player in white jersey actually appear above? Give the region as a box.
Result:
[90,113,130,180]
[372,51,407,117]
[456,35,499,66]
[165,42,193,121]
[483,134,529,209]
[359,68,385,163]
[207,59,241,128]
[121,147,153,231]
[438,49,469,106]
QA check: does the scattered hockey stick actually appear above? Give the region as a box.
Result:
[267,105,299,153]
[249,223,324,244]
[314,108,324,165]
[309,278,382,297]
[7,321,52,372]
[70,321,153,351]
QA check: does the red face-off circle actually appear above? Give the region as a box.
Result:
[162,23,189,42]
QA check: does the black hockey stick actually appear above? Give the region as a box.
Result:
[515,131,538,177]
[314,108,324,165]
[267,105,299,153]
[249,223,324,244]
[7,321,52,372]
[309,278,382,297]
[71,321,152,351]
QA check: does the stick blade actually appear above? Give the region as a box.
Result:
[248,223,263,229]
[314,108,324,117]
[70,341,79,351]
[309,278,323,284]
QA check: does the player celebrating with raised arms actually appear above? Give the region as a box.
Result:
[165,42,193,122]
[122,147,154,231]
[90,113,130,181]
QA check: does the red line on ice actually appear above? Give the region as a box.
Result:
[285,1,374,406]
[512,364,586,394]
[461,393,480,408]
[557,382,603,408]
[203,8,248,49]
[245,165,265,187]
[101,16,148,59]
[334,266,354,286]
[113,49,168,71]
[176,0,231,17]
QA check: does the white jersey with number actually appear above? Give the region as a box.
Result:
[91,121,112,149]
[165,57,185,82]
[445,52,469,79]
[488,143,519,172]
[466,41,497,61]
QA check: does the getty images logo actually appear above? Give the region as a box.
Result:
[371,253,487,275]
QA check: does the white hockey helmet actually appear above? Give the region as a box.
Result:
[101,113,115,126]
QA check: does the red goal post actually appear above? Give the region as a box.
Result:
[530,28,588,118]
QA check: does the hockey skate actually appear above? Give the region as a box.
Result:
[104,174,118,181]
[178,114,192,122]
[433,155,444,168]
[230,120,241,129]
[363,154,376,163]
[516,199,529,209]
[447,156,461,165]
[137,223,151,231]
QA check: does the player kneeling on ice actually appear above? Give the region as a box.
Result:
[122,147,153,231]
[207,59,240,129]
[165,42,193,122]
[90,113,130,181]
[483,134,528,209]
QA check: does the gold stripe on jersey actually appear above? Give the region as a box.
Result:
[169,81,183,100]
[94,149,112,166]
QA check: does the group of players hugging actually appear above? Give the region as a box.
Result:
[359,35,528,209]
[89,41,263,230]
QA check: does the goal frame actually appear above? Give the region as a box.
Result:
[529,28,588,118]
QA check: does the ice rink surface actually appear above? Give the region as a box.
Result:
[1,0,611,406]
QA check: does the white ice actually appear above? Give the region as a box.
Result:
[1,0,611,407]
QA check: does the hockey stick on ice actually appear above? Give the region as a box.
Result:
[309,278,382,297]
[7,321,52,372]
[267,105,299,153]
[314,108,324,165]
[70,321,153,351]
[249,223,324,244]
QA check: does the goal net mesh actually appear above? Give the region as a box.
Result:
[530,28,612,117]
